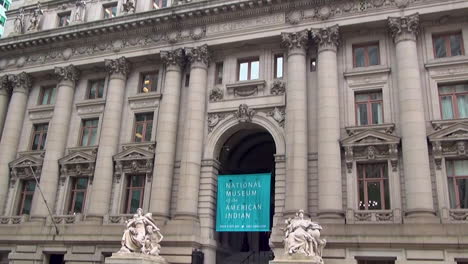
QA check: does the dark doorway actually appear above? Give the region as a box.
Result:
[48,254,64,264]
[216,126,275,264]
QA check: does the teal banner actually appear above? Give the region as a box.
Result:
[216,173,271,232]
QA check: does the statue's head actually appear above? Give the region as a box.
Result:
[137,208,143,216]
[298,209,305,219]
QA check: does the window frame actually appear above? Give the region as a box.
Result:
[153,0,168,9]
[215,62,223,85]
[86,79,105,99]
[446,159,468,209]
[124,175,145,214]
[30,123,48,151]
[139,72,158,93]
[355,91,384,126]
[237,57,260,81]
[438,82,468,120]
[133,113,154,142]
[17,180,36,215]
[357,163,390,210]
[352,42,381,68]
[79,118,99,147]
[274,54,284,79]
[38,85,56,105]
[432,32,465,58]
[68,177,89,214]
[57,11,71,27]
[103,3,118,19]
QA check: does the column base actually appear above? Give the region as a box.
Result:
[105,253,168,264]
[318,210,345,224]
[404,209,439,224]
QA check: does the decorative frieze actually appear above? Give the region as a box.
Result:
[113,143,156,183]
[59,149,97,186]
[9,153,44,187]
[280,30,309,51]
[311,25,340,51]
[346,208,402,224]
[428,122,468,170]
[55,65,80,82]
[161,48,185,67]
[185,44,210,66]
[388,13,420,43]
[270,80,285,95]
[226,80,266,98]
[105,57,131,76]
[209,87,223,102]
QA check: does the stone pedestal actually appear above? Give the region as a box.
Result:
[270,255,323,264]
[105,253,168,264]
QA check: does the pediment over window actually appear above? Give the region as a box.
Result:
[428,122,468,170]
[59,150,97,185]
[113,144,155,183]
[341,128,401,173]
[9,154,44,186]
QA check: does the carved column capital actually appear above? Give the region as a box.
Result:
[105,57,131,76]
[185,44,210,67]
[388,13,419,43]
[9,72,32,94]
[161,48,185,68]
[54,65,80,83]
[311,24,340,52]
[0,75,12,96]
[281,29,309,52]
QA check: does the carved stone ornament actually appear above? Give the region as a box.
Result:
[0,75,12,95]
[286,11,303,25]
[270,80,285,95]
[122,0,136,14]
[55,65,80,82]
[283,209,326,261]
[281,29,309,51]
[113,145,155,183]
[13,8,25,35]
[116,208,167,262]
[234,104,255,123]
[311,25,340,51]
[9,154,44,188]
[268,107,285,127]
[105,57,131,76]
[73,0,87,23]
[185,44,210,66]
[27,3,44,32]
[388,13,419,42]
[161,48,185,67]
[209,87,223,102]
[8,72,32,93]
[59,149,97,186]
[207,113,226,133]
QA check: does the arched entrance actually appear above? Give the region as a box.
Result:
[215,124,276,263]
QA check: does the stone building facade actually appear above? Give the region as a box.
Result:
[0,0,468,263]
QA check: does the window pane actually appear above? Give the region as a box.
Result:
[276,56,283,78]
[457,178,468,209]
[41,89,50,105]
[239,62,248,81]
[440,96,454,120]
[384,179,390,209]
[134,124,143,142]
[367,181,382,210]
[355,94,368,102]
[357,104,368,125]
[76,178,88,189]
[453,160,468,176]
[439,86,455,94]
[455,83,468,93]
[50,87,57,104]
[132,175,144,187]
[215,63,223,84]
[97,80,105,98]
[457,94,468,118]
[73,192,85,213]
[450,34,463,56]
[354,47,365,67]
[89,127,97,145]
[130,190,142,213]
[434,36,447,58]
[448,177,458,208]
[25,181,36,192]
[368,45,379,66]
[358,180,365,210]
[250,61,259,80]
[32,134,40,150]
[371,102,383,124]
[365,164,384,178]
[81,128,89,146]
[22,194,33,214]
[145,123,152,142]
[89,85,97,99]
[369,92,382,100]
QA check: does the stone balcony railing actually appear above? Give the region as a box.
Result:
[346,208,402,224]
[50,214,83,224]
[0,215,29,225]
[104,214,134,224]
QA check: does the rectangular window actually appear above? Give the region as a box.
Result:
[215,62,223,85]
[125,175,145,214]
[353,43,380,68]
[103,3,117,19]
[433,32,464,58]
[439,83,468,120]
[68,177,88,214]
[238,57,260,81]
[357,260,395,264]
[185,73,190,87]
[274,54,284,79]
[357,163,390,210]
[39,86,56,105]
[31,123,48,151]
[87,79,105,99]
[153,0,168,9]
[355,91,383,125]
[310,58,317,72]
[134,113,153,142]
[57,12,71,27]
[446,160,468,209]
[140,72,158,93]
[18,180,36,215]
[80,119,99,146]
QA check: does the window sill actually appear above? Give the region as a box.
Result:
[0,215,29,225]
[75,99,106,116]
[121,141,156,152]
[66,145,98,155]
[425,55,468,69]
[346,208,402,224]
[28,105,55,121]
[128,93,161,110]
[344,66,391,77]
[431,118,468,131]
[345,123,396,136]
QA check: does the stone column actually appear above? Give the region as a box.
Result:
[175,45,209,219]
[150,49,185,219]
[0,75,12,138]
[388,14,435,219]
[311,25,343,221]
[31,65,80,218]
[87,57,130,218]
[281,30,309,215]
[0,72,31,215]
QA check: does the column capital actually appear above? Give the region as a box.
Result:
[281,29,309,52]
[388,13,419,43]
[161,48,185,68]
[0,75,12,96]
[54,65,80,83]
[311,24,340,52]
[185,44,210,67]
[9,72,32,94]
[105,57,131,76]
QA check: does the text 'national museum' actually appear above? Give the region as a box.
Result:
[0,0,468,263]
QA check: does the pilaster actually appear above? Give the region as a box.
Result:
[0,75,12,139]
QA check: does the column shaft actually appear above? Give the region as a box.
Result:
[88,57,129,217]
[0,80,10,138]
[0,73,31,215]
[150,49,184,218]
[281,31,309,215]
[175,45,209,218]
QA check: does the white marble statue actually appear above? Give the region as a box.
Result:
[73,0,87,23]
[27,3,43,32]
[122,0,136,14]
[13,8,25,34]
[284,210,326,260]
[117,208,163,256]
